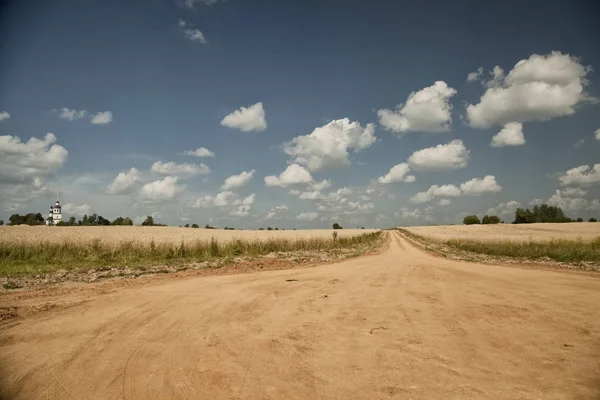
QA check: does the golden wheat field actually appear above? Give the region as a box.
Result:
[0,226,379,245]
[403,223,600,242]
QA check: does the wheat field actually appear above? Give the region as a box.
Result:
[403,223,600,243]
[0,226,378,245]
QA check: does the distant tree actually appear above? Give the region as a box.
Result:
[112,217,124,225]
[191,223,199,228]
[332,223,343,229]
[274,227,279,230]
[123,217,133,226]
[184,223,190,228]
[98,216,110,225]
[0,220,3,226]
[576,217,584,222]
[81,214,89,225]
[258,227,264,230]
[267,227,273,230]
[463,215,481,225]
[589,218,597,222]
[141,216,154,226]
[361,227,365,229]
[68,216,77,225]
[482,215,500,224]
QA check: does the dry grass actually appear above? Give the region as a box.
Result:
[0,226,378,245]
[0,228,383,277]
[403,223,600,243]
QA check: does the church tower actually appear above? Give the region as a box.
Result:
[46,194,62,225]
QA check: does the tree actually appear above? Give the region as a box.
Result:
[184,223,189,228]
[122,217,133,226]
[589,218,597,222]
[0,220,3,226]
[332,223,343,229]
[191,223,199,228]
[267,227,273,230]
[68,217,77,225]
[141,216,154,226]
[482,215,500,224]
[112,217,124,225]
[463,215,481,225]
[576,217,583,222]
[258,227,264,230]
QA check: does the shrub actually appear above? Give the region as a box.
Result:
[463,215,481,225]
[184,224,190,228]
[576,217,583,223]
[191,224,199,228]
[333,223,343,229]
[590,218,598,223]
[482,215,500,224]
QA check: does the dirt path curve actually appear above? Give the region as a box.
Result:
[1,231,600,399]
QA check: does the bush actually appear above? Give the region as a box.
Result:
[332,223,343,229]
[0,220,4,226]
[463,215,481,225]
[184,224,189,228]
[191,224,199,228]
[482,215,500,224]
[590,218,598,223]
[576,217,583,223]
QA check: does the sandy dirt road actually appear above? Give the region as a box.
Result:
[1,231,599,399]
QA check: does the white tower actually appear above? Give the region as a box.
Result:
[47,194,62,226]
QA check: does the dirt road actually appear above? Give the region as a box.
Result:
[1,231,599,399]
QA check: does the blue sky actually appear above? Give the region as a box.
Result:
[1,0,599,228]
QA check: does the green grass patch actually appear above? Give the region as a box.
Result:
[446,237,600,263]
[0,232,383,277]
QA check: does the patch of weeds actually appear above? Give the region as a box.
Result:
[3,281,21,290]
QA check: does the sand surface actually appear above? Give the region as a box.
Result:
[1,231,599,399]
[403,222,600,242]
[0,226,377,244]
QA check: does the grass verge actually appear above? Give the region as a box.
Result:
[396,228,600,264]
[0,231,383,277]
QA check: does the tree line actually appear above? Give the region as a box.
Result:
[463,204,598,225]
[3,213,167,226]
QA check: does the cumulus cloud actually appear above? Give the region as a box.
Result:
[438,199,451,206]
[266,205,289,219]
[407,139,470,171]
[214,191,234,206]
[182,0,222,9]
[283,118,375,171]
[529,198,544,206]
[0,133,68,184]
[0,111,10,122]
[377,81,457,133]
[107,168,141,195]
[183,147,214,157]
[151,161,210,177]
[486,200,521,217]
[58,108,87,121]
[490,122,525,147]
[296,212,318,221]
[234,193,255,206]
[91,111,113,125]
[178,19,207,43]
[410,184,461,204]
[467,51,595,128]
[230,204,251,217]
[310,179,332,191]
[396,207,434,221]
[220,102,266,132]
[547,189,589,214]
[265,164,313,187]
[460,175,502,195]
[467,67,483,83]
[62,203,91,217]
[139,176,185,203]
[221,169,255,190]
[558,164,600,186]
[378,163,415,184]
[595,129,600,141]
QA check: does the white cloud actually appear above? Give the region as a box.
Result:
[574,139,586,148]
[467,51,594,128]
[460,175,502,195]
[486,200,521,217]
[595,129,600,141]
[183,147,214,157]
[152,161,210,177]
[178,20,207,43]
[214,191,234,206]
[490,122,525,147]
[0,111,10,122]
[561,187,587,197]
[310,179,332,191]
[438,199,451,206]
[90,111,113,125]
[396,207,433,221]
[240,193,255,205]
[296,212,318,221]
[529,198,544,206]
[265,164,313,187]
[410,184,462,204]
[377,81,457,133]
[407,139,470,171]
[283,118,375,171]
[558,164,600,186]
[183,0,222,9]
[192,195,214,208]
[266,205,289,219]
[220,102,266,132]
[139,176,185,203]
[230,204,251,217]
[58,108,87,121]
[62,203,91,217]
[107,168,140,195]
[588,199,600,211]
[547,189,589,214]
[467,67,483,83]
[0,133,68,184]
[298,190,321,200]
[222,169,255,190]
[378,163,415,184]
